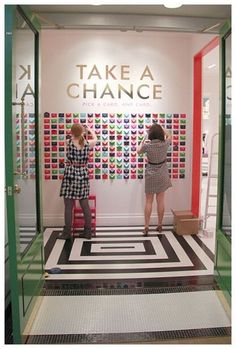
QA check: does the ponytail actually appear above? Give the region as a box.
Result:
[78,135,85,147]
[71,124,85,147]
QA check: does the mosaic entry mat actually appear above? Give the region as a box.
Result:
[43,112,187,180]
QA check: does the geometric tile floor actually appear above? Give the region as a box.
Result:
[24,227,231,344]
[44,227,215,283]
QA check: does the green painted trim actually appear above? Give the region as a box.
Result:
[20,233,44,323]
[5,4,43,343]
[214,21,231,305]
[215,229,231,298]
[216,23,231,231]
[216,229,231,255]
[220,20,231,35]
[5,5,22,344]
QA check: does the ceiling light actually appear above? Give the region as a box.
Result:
[164,2,182,8]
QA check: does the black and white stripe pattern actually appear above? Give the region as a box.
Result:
[19,227,37,253]
[44,227,214,282]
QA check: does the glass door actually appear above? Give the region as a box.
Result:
[5,5,44,343]
[13,7,38,254]
[214,24,231,304]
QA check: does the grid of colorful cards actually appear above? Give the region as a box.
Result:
[43,112,186,180]
[16,113,36,179]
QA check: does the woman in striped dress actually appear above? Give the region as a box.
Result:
[137,123,172,236]
[58,123,97,240]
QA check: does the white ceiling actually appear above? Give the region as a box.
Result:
[29,5,231,18]
[28,4,231,33]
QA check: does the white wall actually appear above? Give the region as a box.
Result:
[41,30,215,227]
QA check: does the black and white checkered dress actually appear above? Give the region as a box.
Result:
[140,139,172,194]
[60,139,90,199]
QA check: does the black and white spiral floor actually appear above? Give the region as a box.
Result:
[25,227,231,344]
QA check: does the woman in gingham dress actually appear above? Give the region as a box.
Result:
[138,123,172,236]
[58,123,97,240]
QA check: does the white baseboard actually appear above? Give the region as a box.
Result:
[43,213,174,227]
[18,215,37,226]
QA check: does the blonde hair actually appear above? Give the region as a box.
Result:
[71,124,85,147]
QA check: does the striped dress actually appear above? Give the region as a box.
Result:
[140,139,172,194]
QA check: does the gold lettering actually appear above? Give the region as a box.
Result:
[22,83,34,98]
[100,84,114,98]
[121,65,130,80]
[140,65,154,80]
[105,65,117,80]
[75,65,87,79]
[88,65,102,79]
[83,83,97,98]
[67,83,80,98]
[118,84,133,98]
[137,84,149,99]
[153,85,162,99]
[19,65,31,80]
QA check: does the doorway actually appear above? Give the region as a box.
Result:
[192,37,219,251]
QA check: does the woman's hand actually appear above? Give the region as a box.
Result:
[162,127,171,140]
[85,125,98,147]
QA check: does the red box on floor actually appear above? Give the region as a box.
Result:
[172,210,200,235]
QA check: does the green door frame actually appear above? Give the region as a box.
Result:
[5,5,44,343]
[215,20,231,304]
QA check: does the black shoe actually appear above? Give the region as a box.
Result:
[57,233,71,240]
[78,232,92,240]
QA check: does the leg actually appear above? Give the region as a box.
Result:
[156,191,165,230]
[57,198,73,239]
[144,193,154,229]
[78,198,92,239]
